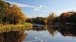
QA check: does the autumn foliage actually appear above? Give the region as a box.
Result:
[0,0,26,24]
[60,12,76,23]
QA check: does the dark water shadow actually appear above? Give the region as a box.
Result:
[0,30,27,42]
[47,25,76,37]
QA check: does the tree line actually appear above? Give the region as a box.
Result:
[48,11,76,25]
[26,11,76,25]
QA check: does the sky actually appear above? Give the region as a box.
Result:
[5,0,76,18]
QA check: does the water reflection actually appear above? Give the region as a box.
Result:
[24,25,76,42]
[1,25,76,42]
[47,25,57,36]
[32,25,47,31]
[47,25,76,37]
[32,25,76,37]
[0,30,27,42]
[55,26,76,37]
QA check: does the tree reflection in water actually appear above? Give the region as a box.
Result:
[47,25,57,36]
[0,30,27,42]
[32,25,57,36]
[30,25,76,37]
[56,26,76,37]
[47,25,76,37]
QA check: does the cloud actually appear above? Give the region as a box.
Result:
[40,5,43,8]
[33,5,43,11]
[5,1,47,11]
[39,5,47,8]
[34,8,38,11]
[5,1,36,8]
[34,5,47,11]
[44,6,47,7]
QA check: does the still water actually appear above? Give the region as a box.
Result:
[23,25,76,42]
[0,25,76,42]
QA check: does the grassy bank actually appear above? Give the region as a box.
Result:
[0,23,33,33]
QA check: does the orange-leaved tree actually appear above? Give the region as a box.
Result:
[6,4,26,24]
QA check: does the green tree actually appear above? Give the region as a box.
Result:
[47,12,57,24]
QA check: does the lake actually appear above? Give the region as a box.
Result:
[0,25,76,42]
